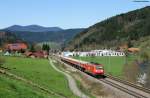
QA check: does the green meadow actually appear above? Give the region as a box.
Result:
[74,56,126,76]
[0,75,57,98]
[0,56,78,98]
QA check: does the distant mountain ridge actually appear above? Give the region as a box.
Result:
[4,25,63,32]
[1,25,84,43]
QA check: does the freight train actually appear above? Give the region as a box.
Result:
[60,56,104,77]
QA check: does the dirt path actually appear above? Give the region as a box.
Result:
[49,58,89,98]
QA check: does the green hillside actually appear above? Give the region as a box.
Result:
[0,31,20,47]
[67,6,150,50]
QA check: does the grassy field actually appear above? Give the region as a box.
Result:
[0,75,58,98]
[74,56,127,77]
[1,56,78,98]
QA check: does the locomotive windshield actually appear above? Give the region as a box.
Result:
[90,62,99,65]
[96,66,103,69]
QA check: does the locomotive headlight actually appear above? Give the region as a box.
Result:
[100,69,104,73]
[96,69,103,73]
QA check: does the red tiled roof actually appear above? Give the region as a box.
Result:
[128,48,140,52]
[6,43,27,50]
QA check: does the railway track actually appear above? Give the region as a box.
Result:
[53,55,150,98]
[101,78,149,98]
[105,74,150,94]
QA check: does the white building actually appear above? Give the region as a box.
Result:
[62,49,125,57]
[61,51,74,57]
[91,50,125,56]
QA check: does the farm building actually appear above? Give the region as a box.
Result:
[5,43,27,51]
[25,51,48,58]
[61,51,74,57]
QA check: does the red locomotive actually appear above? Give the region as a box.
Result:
[61,56,104,77]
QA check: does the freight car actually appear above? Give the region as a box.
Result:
[60,56,104,77]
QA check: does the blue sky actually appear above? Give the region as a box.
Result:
[0,0,149,29]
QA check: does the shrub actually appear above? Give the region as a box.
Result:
[140,50,150,62]
[0,57,5,66]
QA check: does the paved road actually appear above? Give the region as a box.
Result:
[49,58,89,98]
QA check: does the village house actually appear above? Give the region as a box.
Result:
[5,43,28,52]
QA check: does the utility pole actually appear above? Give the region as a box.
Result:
[107,49,111,74]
